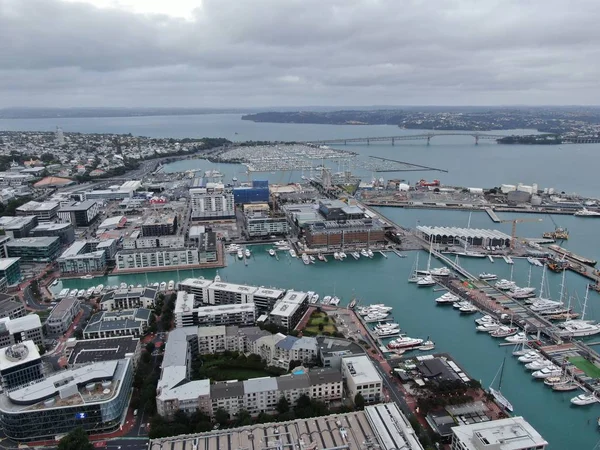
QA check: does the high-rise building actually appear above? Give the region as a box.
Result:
[0,342,44,392]
[190,183,235,220]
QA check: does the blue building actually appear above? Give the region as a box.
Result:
[233,180,270,205]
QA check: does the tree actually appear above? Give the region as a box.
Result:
[215,407,229,427]
[318,323,324,332]
[146,342,156,354]
[276,396,290,414]
[354,393,366,410]
[235,409,253,426]
[58,427,93,450]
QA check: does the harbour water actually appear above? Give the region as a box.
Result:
[5,113,600,447]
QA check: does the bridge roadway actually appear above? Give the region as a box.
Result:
[309,132,505,145]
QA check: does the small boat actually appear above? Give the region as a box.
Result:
[459,303,478,314]
[309,255,316,262]
[128,284,134,289]
[57,288,69,298]
[168,280,175,290]
[85,287,95,297]
[317,253,325,262]
[570,392,599,405]
[69,288,78,297]
[322,296,332,305]
[274,240,287,246]
[479,273,498,281]
[553,382,579,392]
[419,340,435,351]
[159,281,167,291]
[80,274,94,280]
[367,249,374,258]
[527,257,544,267]
[237,249,244,259]
[360,249,369,258]
[351,252,360,260]
[329,296,340,306]
[429,267,451,276]
[269,249,276,256]
[51,279,59,286]
[289,249,297,258]
[532,366,562,379]
[339,252,347,259]
[301,253,310,265]
[333,252,340,260]
[136,284,142,288]
[505,332,528,343]
[245,248,251,258]
[490,326,518,338]
[77,289,85,298]
[152,282,159,288]
[93,284,104,295]
[311,293,320,303]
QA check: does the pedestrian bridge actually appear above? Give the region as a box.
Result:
[308,132,505,145]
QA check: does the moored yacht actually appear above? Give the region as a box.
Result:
[237,249,244,259]
[436,293,459,304]
[495,279,516,290]
[245,248,251,258]
[525,359,554,371]
[571,392,599,405]
[269,249,276,256]
[490,326,518,338]
[574,208,600,217]
[479,273,498,281]
[168,280,175,290]
[459,303,478,314]
[301,253,310,265]
[476,322,500,332]
[417,275,436,287]
[558,320,600,337]
[388,336,423,349]
[360,249,369,258]
[532,366,562,379]
[351,252,360,260]
[505,332,528,343]
[289,249,297,258]
[429,267,451,277]
[159,281,167,291]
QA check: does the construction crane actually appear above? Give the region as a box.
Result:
[499,217,543,249]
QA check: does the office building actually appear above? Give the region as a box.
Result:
[45,297,80,336]
[174,293,256,328]
[30,222,75,245]
[141,214,177,237]
[122,235,184,250]
[5,237,61,262]
[115,247,201,271]
[57,200,100,227]
[66,336,141,368]
[305,219,387,250]
[450,417,548,450]
[0,294,25,319]
[198,232,218,263]
[0,315,43,347]
[150,402,424,450]
[83,308,151,339]
[233,180,270,204]
[57,240,107,274]
[0,342,44,392]
[0,259,22,286]
[0,359,133,442]
[244,212,289,237]
[190,183,235,220]
[99,287,157,311]
[341,355,382,404]
[268,290,309,331]
[15,201,59,222]
[0,216,38,239]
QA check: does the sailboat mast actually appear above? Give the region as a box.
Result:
[539,265,546,298]
[427,236,433,271]
[582,285,590,321]
[527,266,532,287]
[559,267,567,303]
[498,357,506,390]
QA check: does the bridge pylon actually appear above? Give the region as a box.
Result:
[426,135,431,145]
[475,135,479,145]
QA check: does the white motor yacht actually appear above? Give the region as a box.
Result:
[479,273,498,281]
[289,249,297,258]
[525,359,554,371]
[510,287,537,299]
[475,315,496,325]
[237,249,244,259]
[367,249,374,258]
[360,249,369,258]
[159,281,167,291]
[529,299,563,312]
[476,322,500,332]
[333,252,340,260]
[85,287,95,297]
[301,253,310,265]
[430,267,451,276]
[574,208,600,217]
[459,303,478,314]
[269,249,276,256]
[388,336,423,349]
[495,279,517,290]
[329,296,340,305]
[322,296,332,305]
[570,393,599,405]
[93,284,104,295]
[532,366,562,379]
[527,257,544,267]
[339,252,347,259]
[558,320,600,337]
[351,252,360,260]
[417,276,436,287]
[436,293,459,304]
[168,280,175,290]
[245,248,251,258]
[505,332,528,343]
[518,351,541,363]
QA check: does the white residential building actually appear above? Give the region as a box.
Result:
[115,247,200,271]
[46,297,80,336]
[190,184,235,220]
[0,315,43,347]
[174,292,256,328]
[99,287,157,311]
[451,417,548,450]
[341,355,382,404]
[268,291,309,331]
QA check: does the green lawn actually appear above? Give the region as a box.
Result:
[304,324,337,334]
[304,311,337,334]
[569,356,600,378]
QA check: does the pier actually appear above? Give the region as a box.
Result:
[485,208,501,223]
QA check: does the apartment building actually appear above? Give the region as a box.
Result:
[0,294,25,319]
[83,308,151,339]
[0,315,44,347]
[268,291,309,331]
[190,183,235,220]
[57,200,100,226]
[99,287,157,311]
[174,292,256,327]
[0,216,38,239]
[450,417,548,450]
[45,297,80,336]
[251,334,318,369]
[341,355,382,404]
[115,247,200,271]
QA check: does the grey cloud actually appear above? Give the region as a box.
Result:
[1,0,600,107]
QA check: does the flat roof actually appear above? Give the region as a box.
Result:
[59,241,87,258]
[5,237,59,248]
[149,403,422,450]
[270,291,308,318]
[0,314,41,334]
[0,341,41,371]
[16,201,59,212]
[417,225,512,240]
[342,355,382,385]
[197,325,226,337]
[243,377,278,394]
[58,200,97,211]
[0,258,21,271]
[49,296,78,319]
[209,281,258,295]
[317,336,365,357]
[179,277,213,289]
[196,303,256,317]
[451,416,548,449]
[0,216,37,230]
[32,222,72,231]
[254,287,285,299]
[67,337,140,366]
[174,291,195,314]
[99,216,126,228]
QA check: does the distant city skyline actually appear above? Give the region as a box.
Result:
[2,0,600,108]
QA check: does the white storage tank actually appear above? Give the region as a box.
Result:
[398,183,410,192]
[517,184,533,194]
[532,183,538,193]
[468,187,484,195]
[501,184,516,193]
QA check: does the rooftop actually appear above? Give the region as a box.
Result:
[0,216,37,230]
[196,303,256,317]
[0,314,41,335]
[342,355,382,385]
[0,258,21,271]
[0,341,41,371]
[209,281,258,295]
[243,377,278,394]
[67,336,140,366]
[317,336,365,358]
[32,222,72,232]
[16,201,59,212]
[270,291,308,318]
[149,403,424,450]
[49,296,78,320]
[178,278,213,289]
[451,416,548,450]
[5,237,59,248]
[58,200,97,212]
[417,225,512,241]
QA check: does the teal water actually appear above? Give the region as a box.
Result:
[6,113,600,447]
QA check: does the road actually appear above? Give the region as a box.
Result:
[23,284,47,310]
[104,437,149,450]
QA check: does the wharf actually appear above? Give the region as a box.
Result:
[485,208,500,223]
[548,244,598,267]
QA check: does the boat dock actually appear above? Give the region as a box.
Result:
[485,208,501,223]
[379,251,388,258]
[392,249,405,258]
[549,244,598,267]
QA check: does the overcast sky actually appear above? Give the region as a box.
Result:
[2,0,600,108]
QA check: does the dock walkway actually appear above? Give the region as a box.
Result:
[485,208,501,223]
